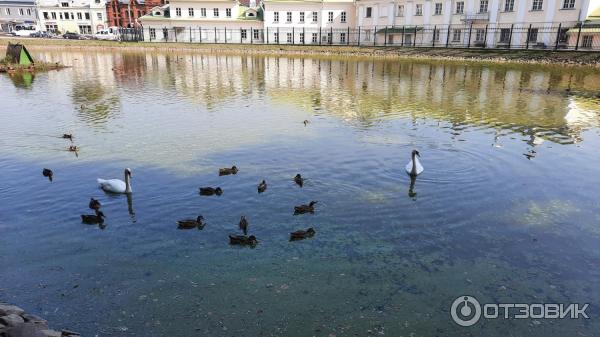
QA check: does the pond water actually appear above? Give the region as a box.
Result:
[1,50,600,337]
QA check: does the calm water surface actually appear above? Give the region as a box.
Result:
[1,50,600,337]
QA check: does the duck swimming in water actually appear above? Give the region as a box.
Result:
[62,134,73,140]
[294,201,317,215]
[88,198,101,210]
[257,180,267,193]
[303,120,310,126]
[290,227,316,241]
[68,145,79,152]
[239,216,248,235]
[294,174,304,187]
[229,235,258,246]
[177,215,205,229]
[219,166,238,176]
[81,210,105,224]
[42,168,53,182]
[199,187,223,196]
[405,150,424,176]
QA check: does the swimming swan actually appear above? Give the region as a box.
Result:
[405,150,424,176]
[97,168,132,194]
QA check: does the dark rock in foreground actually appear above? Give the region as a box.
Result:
[0,302,78,337]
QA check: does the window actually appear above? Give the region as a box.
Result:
[43,12,49,19]
[85,12,90,19]
[287,32,292,43]
[27,9,31,15]
[274,12,279,22]
[434,3,443,15]
[532,0,543,10]
[45,24,58,32]
[340,32,346,43]
[77,12,82,20]
[162,28,168,40]
[274,32,279,43]
[71,12,74,19]
[504,0,514,11]
[64,11,69,19]
[562,0,575,9]
[188,8,194,17]
[201,8,206,17]
[328,11,333,22]
[366,7,372,18]
[61,2,69,7]
[300,32,305,43]
[97,12,102,19]
[150,28,156,39]
[312,32,318,43]
[213,8,219,17]
[312,12,317,22]
[475,29,485,41]
[326,32,332,43]
[241,29,247,39]
[78,25,91,34]
[226,8,231,17]
[397,5,404,16]
[452,29,461,42]
[59,12,62,19]
[416,4,423,15]
[253,29,259,39]
[341,11,346,22]
[175,7,181,16]
[300,11,304,22]
[582,35,593,48]
[479,0,488,12]
[499,28,511,42]
[51,12,56,19]
[433,29,440,41]
[287,11,292,22]
[527,28,538,43]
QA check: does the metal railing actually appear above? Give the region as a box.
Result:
[130,21,600,51]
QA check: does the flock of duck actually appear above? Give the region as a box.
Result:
[41,129,425,247]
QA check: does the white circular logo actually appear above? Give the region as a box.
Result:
[451,295,482,327]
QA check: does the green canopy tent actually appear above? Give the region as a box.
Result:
[5,43,34,66]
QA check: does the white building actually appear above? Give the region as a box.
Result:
[0,0,39,33]
[139,0,264,43]
[38,0,108,34]
[355,0,594,47]
[262,0,356,44]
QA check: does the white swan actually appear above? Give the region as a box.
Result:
[405,150,424,176]
[97,168,132,194]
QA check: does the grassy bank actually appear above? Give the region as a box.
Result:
[2,37,600,67]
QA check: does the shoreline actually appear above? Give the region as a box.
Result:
[0,302,79,337]
[1,37,600,67]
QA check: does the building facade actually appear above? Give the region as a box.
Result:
[262,0,356,44]
[106,0,165,27]
[38,0,109,34]
[0,0,38,32]
[140,0,263,43]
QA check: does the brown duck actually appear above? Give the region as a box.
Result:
[229,235,258,246]
[177,215,205,229]
[290,227,316,241]
[81,210,105,224]
[294,174,304,187]
[89,198,101,210]
[294,201,317,215]
[42,168,53,182]
[62,134,73,140]
[219,166,238,176]
[257,180,267,193]
[239,216,248,235]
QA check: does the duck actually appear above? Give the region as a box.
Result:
[405,150,424,176]
[97,168,133,194]
[42,168,53,182]
[294,201,318,215]
[303,120,310,126]
[177,215,205,229]
[290,227,316,241]
[294,174,304,187]
[257,180,267,193]
[62,134,73,140]
[88,198,101,210]
[68,145,79,152]
[81,210,105,224]
[239,216,248,235]
[199,187,223,196]
[219,166,238,176]
[229,234,258,246]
